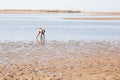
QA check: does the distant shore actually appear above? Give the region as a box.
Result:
[0,9,81,14]
[0,10,120,16]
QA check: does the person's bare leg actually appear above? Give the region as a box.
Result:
[41,37,45,45]
[40,35,43,44]
[42,37,45,45]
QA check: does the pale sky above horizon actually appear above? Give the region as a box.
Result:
[0,0,120,11]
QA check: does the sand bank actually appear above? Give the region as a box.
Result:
[86,12,120,16]
[63,18,120,20]
[0,41,120,80]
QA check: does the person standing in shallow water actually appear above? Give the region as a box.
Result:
[36,28,45,45]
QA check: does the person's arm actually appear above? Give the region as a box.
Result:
[36,31,40,40]
[43,30,45,39]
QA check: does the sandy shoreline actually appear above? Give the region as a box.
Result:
[0,10,81,14]
[0,10,120,16]
[0,41,120,80]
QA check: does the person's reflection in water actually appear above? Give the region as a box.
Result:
[36,28,45,45]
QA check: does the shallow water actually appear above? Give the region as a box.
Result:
[0,40,120,64]
[0,13,120,41]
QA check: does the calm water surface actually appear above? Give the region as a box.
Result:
[0,13,120,41]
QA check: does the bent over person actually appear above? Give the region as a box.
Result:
[36,28,45,44]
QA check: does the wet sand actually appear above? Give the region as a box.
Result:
[0,41,120,80]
